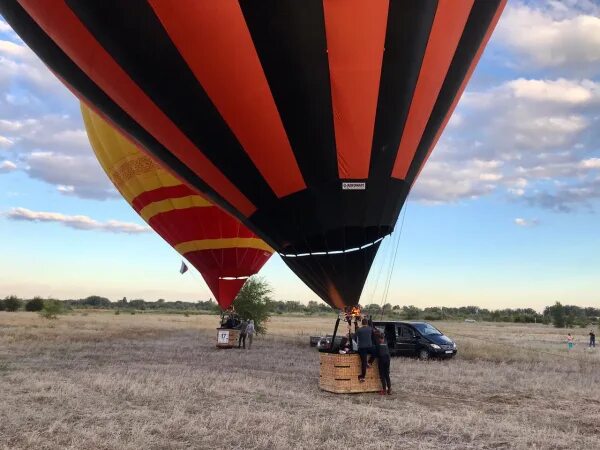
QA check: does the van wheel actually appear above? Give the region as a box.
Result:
[418,349,430,360]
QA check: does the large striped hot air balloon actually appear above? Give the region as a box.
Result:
[1,0,506,309]
[81,104,272,310]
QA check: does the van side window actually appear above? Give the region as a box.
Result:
[399,326,414,339]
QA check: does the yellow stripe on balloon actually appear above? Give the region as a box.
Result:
[82,104,183,203]
[118,171,181,204]
[140,195,212,222]
[176,238,273,254]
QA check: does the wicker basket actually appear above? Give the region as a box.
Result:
[216,328,240,348]
[319,352,382,393]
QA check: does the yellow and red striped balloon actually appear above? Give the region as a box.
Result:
[81,104,272,309]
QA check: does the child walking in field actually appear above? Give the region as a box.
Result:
[375,335,392,395]
[567,333,574,351]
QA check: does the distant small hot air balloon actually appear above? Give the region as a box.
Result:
[2,0,506,309]
[81,104,272,310]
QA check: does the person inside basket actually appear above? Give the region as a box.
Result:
[375,334,392,395]
[356,318,375,382]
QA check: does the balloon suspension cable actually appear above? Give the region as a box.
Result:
[364,227,395,306]
[379,203,408,319]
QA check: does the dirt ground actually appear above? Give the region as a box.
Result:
[1,312,599,449]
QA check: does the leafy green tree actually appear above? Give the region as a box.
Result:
[233,277,272,334]
[402,305,421,320]
[0,299,5,311]
[129,299,146,310]
[81,295,111,308]
[40,300,64,319]
[4,295,21,312]
[364,304,381,316]
[25,297,45,312]
[549,302,566,328]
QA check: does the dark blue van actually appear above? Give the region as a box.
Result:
[372,321,457,360]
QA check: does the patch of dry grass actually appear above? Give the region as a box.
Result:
[1,312,599,449]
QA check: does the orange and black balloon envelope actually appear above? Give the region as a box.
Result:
[1,0,506,309]
[81,104,272,310]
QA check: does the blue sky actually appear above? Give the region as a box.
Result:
[1,1,599,310]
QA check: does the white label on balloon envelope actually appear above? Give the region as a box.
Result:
[218,330,229,344]
[342,182,366,190]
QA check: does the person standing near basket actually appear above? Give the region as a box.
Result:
[375,334,392,395]
[246,320,255,349]
[356,318,375,382]
[238,319,248,349]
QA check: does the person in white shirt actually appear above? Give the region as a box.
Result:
[246,320,256,349]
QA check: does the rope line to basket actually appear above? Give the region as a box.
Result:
[378,203,408,319]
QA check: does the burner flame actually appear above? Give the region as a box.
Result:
[344,305,362,318]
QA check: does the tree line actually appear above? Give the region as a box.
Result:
[1,294,598,328]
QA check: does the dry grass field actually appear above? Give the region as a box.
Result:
[1,312,599,449]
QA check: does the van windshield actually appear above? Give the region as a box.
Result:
[413,323,442,336]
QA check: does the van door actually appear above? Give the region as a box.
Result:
[395,325,418,356]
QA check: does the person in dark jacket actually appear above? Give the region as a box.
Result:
[238,320,248,349]
[590,330,596,348]
[356,318,375,382]
[375,335,392,395]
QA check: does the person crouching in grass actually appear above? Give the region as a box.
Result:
[375,334,392,395]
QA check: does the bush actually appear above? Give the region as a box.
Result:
[0,299,5,311]
[4,296,21,312]
[25,297,45,312]
[549,302,566,328]
[39,300,64,319]
[233,276,272,334]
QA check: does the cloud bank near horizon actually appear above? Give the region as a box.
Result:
[5,207,150,234]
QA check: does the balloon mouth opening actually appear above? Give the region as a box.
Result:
[278,236,386,258]
[219,276,250,280]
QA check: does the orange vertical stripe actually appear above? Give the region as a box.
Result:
[149,0,306,198]
[19,0,255,216]
[323,0,389,179]
[414,0,507,182]
[391,0,474,179]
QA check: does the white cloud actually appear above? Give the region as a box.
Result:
[5,207,150,234]
[506,78,598,105]
[0,160,16,172]
[0,26,118,200]
[413,73,600,210]
[514,218,540,227]
[523,177,600,212]
[580,158,600,169]
[0,20,12,33]
[24,151,117,199]
[0,134,13,148]
[412,159,503,204]
[496,3,600,74]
